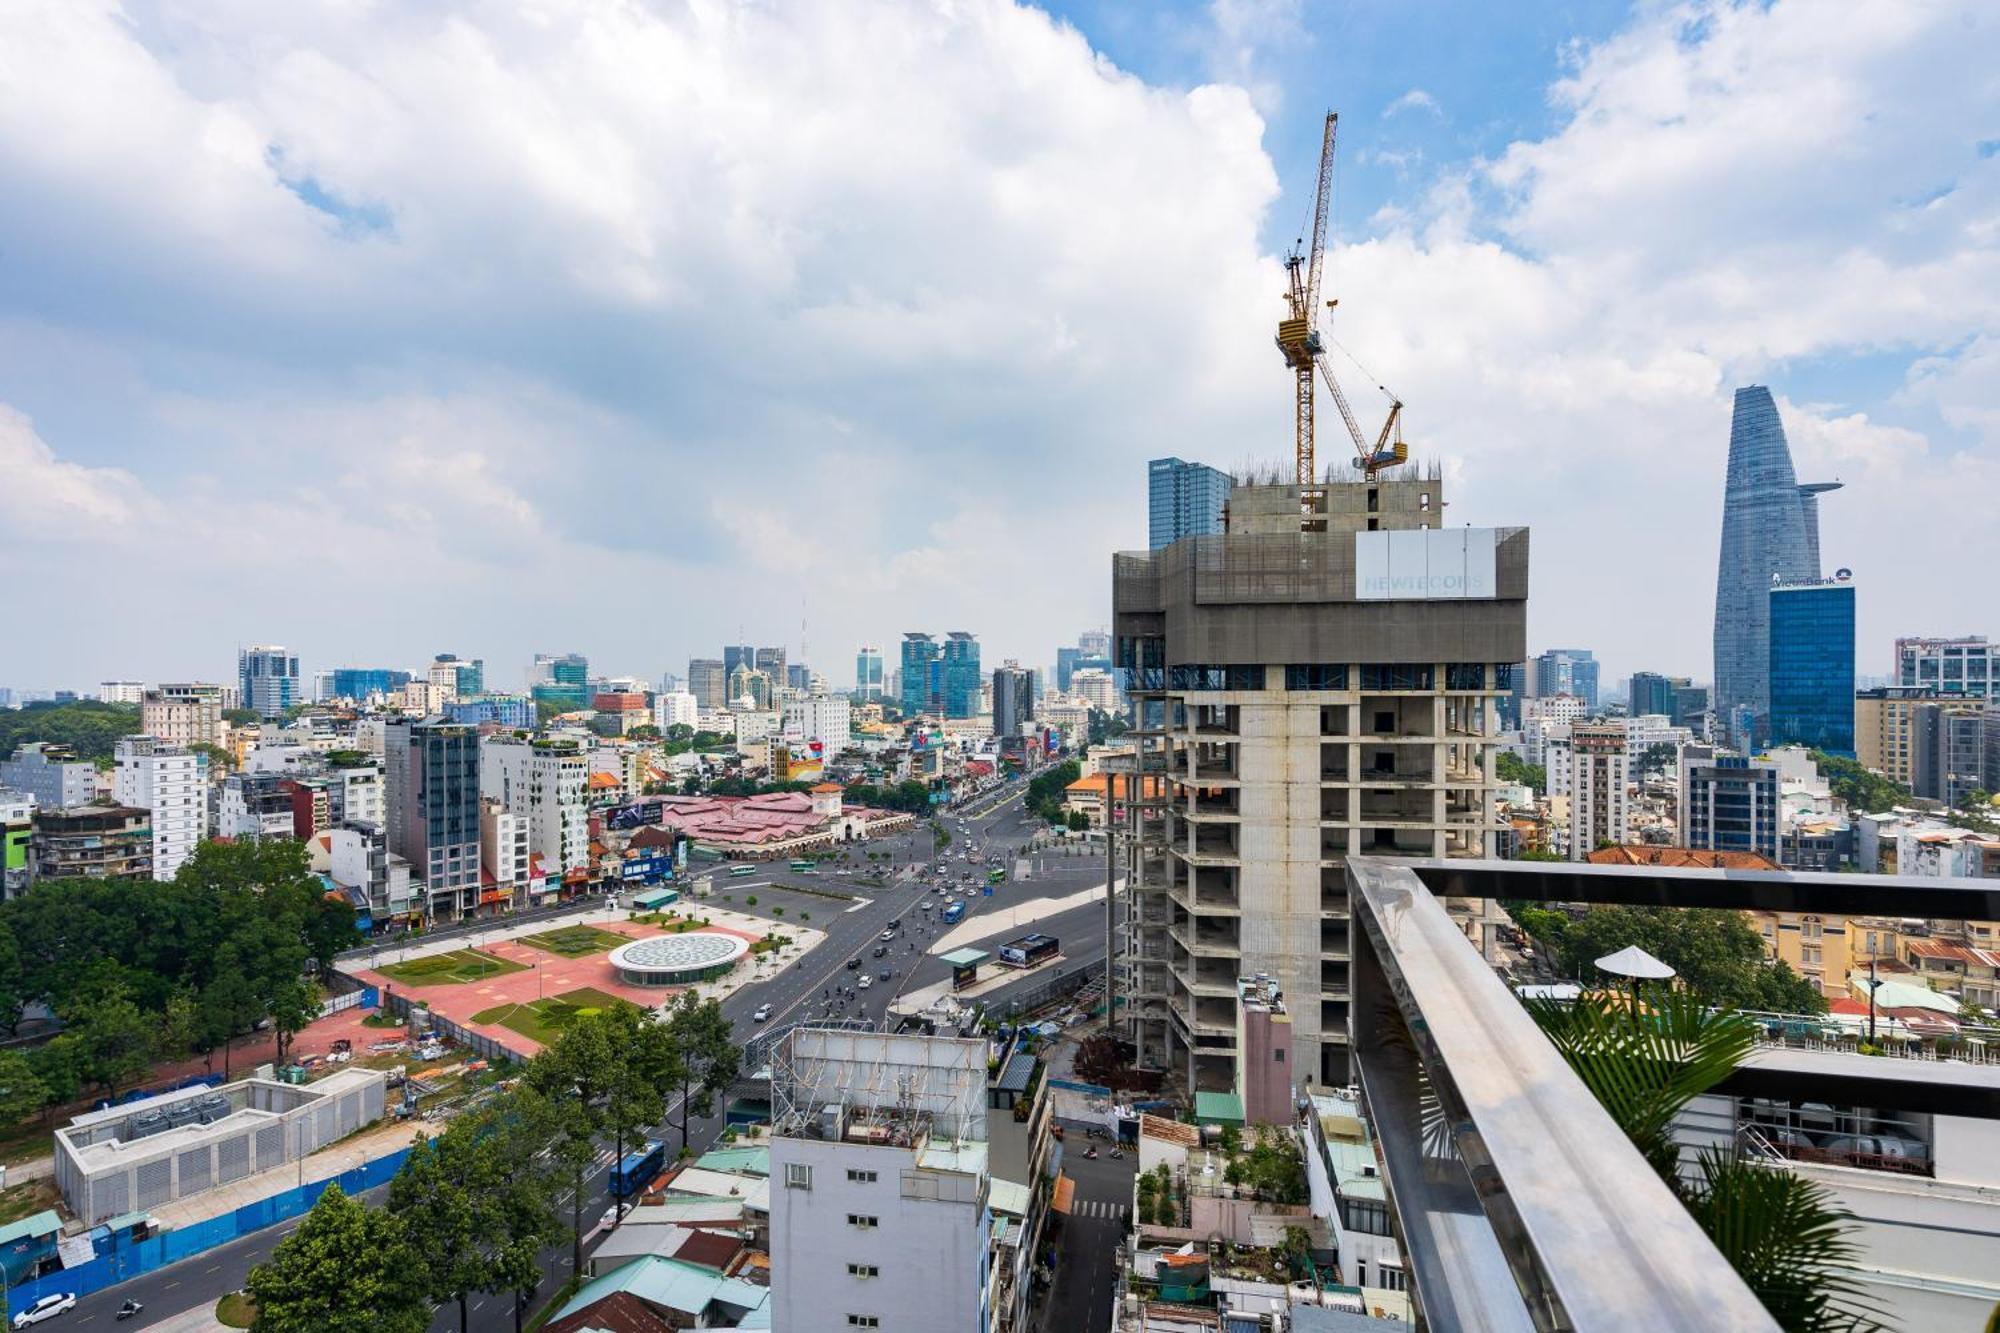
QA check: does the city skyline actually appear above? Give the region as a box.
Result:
[0,2,1993,689]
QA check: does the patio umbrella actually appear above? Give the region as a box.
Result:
[1595,946,1676,981]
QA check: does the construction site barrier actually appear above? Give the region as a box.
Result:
[6,1147,414,1319]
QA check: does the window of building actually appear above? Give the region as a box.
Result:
[1379,1264,1408,1292]
[1285,664,1349,691]
[846,1318,880,1329]
[1274,1048,1285,1062]
[847,1264,880,1279]
[1445,664,1486,691]
[1802,945,1822,968]
[1341,1197,1392,1235]
[785,1164,812,1189]
[847,1214,879,1229]
[846,1169,878,1183]
[1802,916,1823,941]
[1360,665,1435,691]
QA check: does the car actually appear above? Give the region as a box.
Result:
[877,968,892,981]
[13,1294,76,1328]
[885,918,900,930]
[873,945,889,959]
[752,1004,772,1023]
[880,928,897,941]
[846,957,861,970]
[857,974,873,990]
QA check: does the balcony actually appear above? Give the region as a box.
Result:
[1185,827,1240,864]
[1193,996,1237,1035]
[1319,830,1351,861]
[1358,749,1435,785]
[1319,790,1350,822]
[1319,704,1351,736]
[1181,788,1241,821]
[1184,743,1239,784]
[1186,703,1240,738]
[1321,924,1351,959]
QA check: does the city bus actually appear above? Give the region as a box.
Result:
[987,868,1007,885]
[942,900,966,925]
[610,1140,667,1198]
[729,865,758,878]
[788,860,815,873]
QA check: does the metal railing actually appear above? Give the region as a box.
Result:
[1345,855,1780,1332]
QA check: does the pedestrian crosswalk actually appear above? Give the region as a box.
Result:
[1071,1200,1127,1221]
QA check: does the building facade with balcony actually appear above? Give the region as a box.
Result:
[1112,476,1527,1090]
[30,805,153,882]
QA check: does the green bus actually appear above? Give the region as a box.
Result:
[788,860,815,873]
[987,868,1007,885]
[729,865,758,878]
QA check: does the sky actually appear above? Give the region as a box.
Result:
[1,0,1994,695]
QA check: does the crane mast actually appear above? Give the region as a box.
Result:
[1275,110,1406,485]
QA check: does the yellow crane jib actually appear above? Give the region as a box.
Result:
[1274,108,1408,484]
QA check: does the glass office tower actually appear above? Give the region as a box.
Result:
[1712,386,1841,740]
[1768,577,1856,757]
[1147,457,1232,550]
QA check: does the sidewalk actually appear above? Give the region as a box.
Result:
[931,884,1109,953]
[147,1306,227,1333]
[147,1118,438,1231]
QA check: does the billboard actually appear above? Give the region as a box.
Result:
[1354,528,1497,601]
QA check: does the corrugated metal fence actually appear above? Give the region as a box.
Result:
[7,1147,413,1320]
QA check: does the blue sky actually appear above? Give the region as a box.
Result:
[0,0,1994,695]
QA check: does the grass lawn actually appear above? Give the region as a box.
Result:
[215,1291,256,1328]
[520,924,631,958]
[376,948,528,986]
[471,988,636,1046]
[0,1178,58,1227]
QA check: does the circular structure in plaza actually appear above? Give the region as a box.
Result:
[607,931,751,986]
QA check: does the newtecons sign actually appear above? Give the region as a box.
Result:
[1355,528,1498,600]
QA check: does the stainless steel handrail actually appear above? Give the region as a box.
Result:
[1347,855,1780,1332]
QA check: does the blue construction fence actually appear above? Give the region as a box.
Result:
[7,1146,414,1320]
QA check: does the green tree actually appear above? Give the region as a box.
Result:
[388,1135,482,1333]
[0,1050,51,1126]
[190,741,236,772]
[1555,905,1826,1015]
[155,986,202,1065]
[269,978,323,1066]
[28,1037,81,1109]
[1810,751,1910,816]
[60,984,156,1094]
[1639,741,1680,780]
[1529,990,1881,1331]
[247,1184,429,1333]
[1495,751,1548,794]
[0,700,142,763]
[662,993,740,1156]
[222,707,261,726]
[524,1008,628,1274]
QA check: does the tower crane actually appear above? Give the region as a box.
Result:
[1276,111,1407,484]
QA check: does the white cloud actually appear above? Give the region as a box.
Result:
[0,404,153,534]
[1383,88,1442,119]
[0,0,1992,689]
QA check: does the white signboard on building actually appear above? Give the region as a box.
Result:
[1355,528,1498,600]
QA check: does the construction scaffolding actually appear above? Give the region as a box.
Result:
[769,1027,987,1148]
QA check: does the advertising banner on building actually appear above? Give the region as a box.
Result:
[1355,528,1498,600]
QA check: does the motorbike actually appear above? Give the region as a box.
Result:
[117,1301,144,1321]
[1109,1148,1124,1160]
[1083,1146,1098,1160]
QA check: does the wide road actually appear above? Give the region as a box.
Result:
[110,771,1105,1331]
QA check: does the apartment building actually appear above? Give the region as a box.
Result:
[1112,475,1527,1089]
[141,683,227,749]
[0,744,96,812]
[112,737,206,880]
[770,1029,995,1333]
[1557,723,1630,859]
[480,735,589,875]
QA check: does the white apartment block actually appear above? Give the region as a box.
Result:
[1624,713,1695,753]
[112,738,207,881]
[480,736,589,874]
[141,683,227,749]
[331,760,385,829]
[1069,668,1118,711]
[771,1029,993,1333]
[783,694,852,758]
[99,681,146,705]
[653,690,699,731]
[480,799,530,895]
[1521,694,1587,767]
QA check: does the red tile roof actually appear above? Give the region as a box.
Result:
[1585,845,1781,870]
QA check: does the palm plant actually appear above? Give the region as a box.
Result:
[1526,989,1888,1333]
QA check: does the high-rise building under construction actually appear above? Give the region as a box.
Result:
[1112,473,1527,1089]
